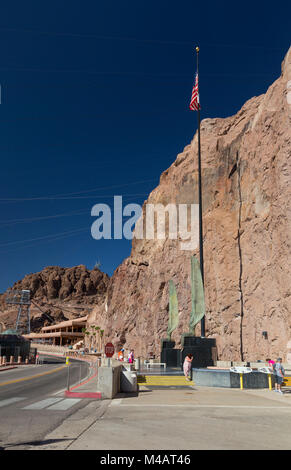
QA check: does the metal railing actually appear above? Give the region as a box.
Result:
[65,357,99,391]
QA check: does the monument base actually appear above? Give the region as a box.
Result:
[160,339,181,368]
[181,336,217,369]
[160,336,217,369]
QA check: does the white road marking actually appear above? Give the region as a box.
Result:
[47,398,81,410]
[109,399,123,406]
[111,404,291,409]
[22,397,64,410]
[52,389,66,396]
[0,397,26,408]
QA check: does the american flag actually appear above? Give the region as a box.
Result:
[189,72,200,111]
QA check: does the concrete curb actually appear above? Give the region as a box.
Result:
[38,350,101,399]
[65,370,100,399]
[0,366,18,372]
[64,391,102,399]
[63,356,100,399]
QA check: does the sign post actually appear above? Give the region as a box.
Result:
[230,366,252,390]
[105,342,114,367]
[259,367,274,390]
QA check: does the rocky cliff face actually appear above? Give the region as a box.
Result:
[0,265,110,331]
[88,47,291,361]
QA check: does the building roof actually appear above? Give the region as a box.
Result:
[41,315,88,332]
[23,331,84,339]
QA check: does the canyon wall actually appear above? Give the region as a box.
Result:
[88,47,291,361]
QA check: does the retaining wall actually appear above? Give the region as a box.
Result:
[193,368,275,388]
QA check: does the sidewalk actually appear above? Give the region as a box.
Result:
[64,367,101,399]
[28,384,291,451]
[36,349,102,399]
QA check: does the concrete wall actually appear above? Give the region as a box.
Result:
[192,368,275,389]
[97,362,123,399]
[217,360,291,374]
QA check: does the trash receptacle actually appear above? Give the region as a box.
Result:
[120,369,137,392]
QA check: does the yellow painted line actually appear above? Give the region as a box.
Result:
[0,365,66,387]
[138,375,194,386]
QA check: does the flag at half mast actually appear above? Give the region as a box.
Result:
[189,72,200,111]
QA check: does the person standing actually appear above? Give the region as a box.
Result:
[273,358,285,394]
[118,348,124,361]
[266,358,275,369]
[128,349,134,364]
[183,354,193,381]
[265,358,275,373]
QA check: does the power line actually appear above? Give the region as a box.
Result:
[0,64,278,78]
[0,228,90,254]
[0,27,283,51]
[0,177,157,203]
[0,208,89,226]
[0,227,89,248]
[0,194,149,226]
[0,192,150,203]
[48,178,157,198]
[0,193,147,251]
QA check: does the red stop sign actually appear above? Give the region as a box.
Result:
[105,342,115,357]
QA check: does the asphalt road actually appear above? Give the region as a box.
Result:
[0,354,94,449]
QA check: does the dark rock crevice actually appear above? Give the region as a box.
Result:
[236,151,245,361]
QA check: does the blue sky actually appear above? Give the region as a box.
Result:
[0,0,290,292]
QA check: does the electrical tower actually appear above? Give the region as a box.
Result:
[5,289,31,334]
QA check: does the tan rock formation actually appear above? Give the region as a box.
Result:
[88,47,291,361]
[0,265,109,332]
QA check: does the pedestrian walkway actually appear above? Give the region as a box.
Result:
[0,395,83,411]
[65,364,100,399]
[22,397,82,410]
[0,397,26,407]
[33,385,291,450]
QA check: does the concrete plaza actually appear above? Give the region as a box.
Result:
[29,385,291,451]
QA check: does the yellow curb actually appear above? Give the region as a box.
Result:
[138,375,194,386]
[0,365,67,387]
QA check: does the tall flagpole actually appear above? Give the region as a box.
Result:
[196,46,205,337]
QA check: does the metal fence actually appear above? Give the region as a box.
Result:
[65,358,98,391]
[0,336,31,361]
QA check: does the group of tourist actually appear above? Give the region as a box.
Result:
[117,348,134,364]
[117,347,193,380]
[116,349,285,391]
[266,357,285,394]
[183,355,287,387]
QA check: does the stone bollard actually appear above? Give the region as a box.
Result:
[18,356,22,364]
[10,356,13,364]
[135,358,140,371]
[2,356,6,365]
[25,358,29,364]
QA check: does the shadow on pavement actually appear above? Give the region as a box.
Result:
[1,438,72,449]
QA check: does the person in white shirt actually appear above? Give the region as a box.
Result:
[273,358,285,394]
